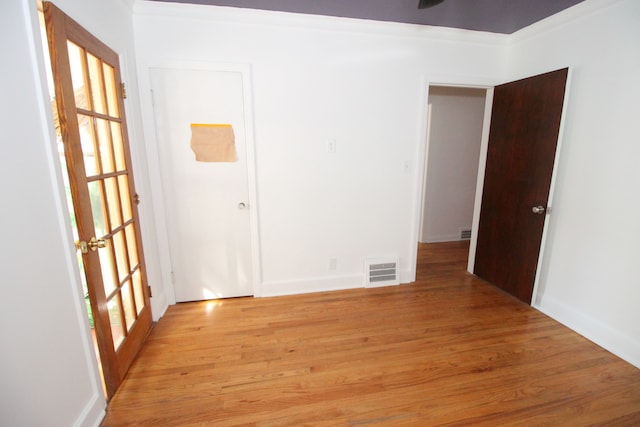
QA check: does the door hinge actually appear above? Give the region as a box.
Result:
[147,285,153,298]
[120,82,127,99]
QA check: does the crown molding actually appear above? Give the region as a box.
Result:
[133,0,508,47]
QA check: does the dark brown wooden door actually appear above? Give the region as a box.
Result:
[44,2,152,399]
[474,68,568,304]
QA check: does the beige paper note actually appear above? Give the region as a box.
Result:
[190,123,237,162]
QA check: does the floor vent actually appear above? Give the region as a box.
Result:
[365,258,400,288]
[460,228,472,240]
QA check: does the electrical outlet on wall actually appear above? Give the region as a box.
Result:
[329,257,337,270]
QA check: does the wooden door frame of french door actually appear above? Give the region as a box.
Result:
[43,1,152,400]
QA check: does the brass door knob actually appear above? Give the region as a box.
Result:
[76,237,107,253]
[88,237,107,251]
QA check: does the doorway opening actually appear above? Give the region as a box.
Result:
[418,70,569,305]
[418,85,489,269]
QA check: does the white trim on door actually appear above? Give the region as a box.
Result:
[409,75,495,284]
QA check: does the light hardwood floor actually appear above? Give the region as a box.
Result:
[102,242,640,426]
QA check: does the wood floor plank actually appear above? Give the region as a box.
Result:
[102,242,640,426]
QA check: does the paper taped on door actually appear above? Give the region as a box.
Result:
[190,123,237,162]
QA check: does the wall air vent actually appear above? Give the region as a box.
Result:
[365,258,400,288]
[460,228,472,240]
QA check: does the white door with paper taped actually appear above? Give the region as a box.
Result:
[150,67,254,301]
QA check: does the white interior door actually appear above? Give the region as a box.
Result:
[150,67,253,302]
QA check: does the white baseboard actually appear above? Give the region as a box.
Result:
[423,234,466,243]
[534,295,640,369]
[399,269,415,285]
[258,274,364,297]
[257,269,415,298]
[73,392,105,427]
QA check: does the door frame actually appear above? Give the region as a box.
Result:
[412,69,571,306]
[138,61,262,303]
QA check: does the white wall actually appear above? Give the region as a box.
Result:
[509,0,640,367]
[421,86,485,243]
[0,0,163,425]
[133,0,640,369]
[133,1,507,296]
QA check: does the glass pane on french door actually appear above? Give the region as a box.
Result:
[69,40,147,350]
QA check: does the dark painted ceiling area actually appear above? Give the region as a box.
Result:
[150,0,586,34]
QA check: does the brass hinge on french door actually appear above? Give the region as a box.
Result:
[120,82,127,99]
[148,285,153,298]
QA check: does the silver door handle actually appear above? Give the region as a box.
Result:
[238,202,247,210]
[532,205,546,215]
